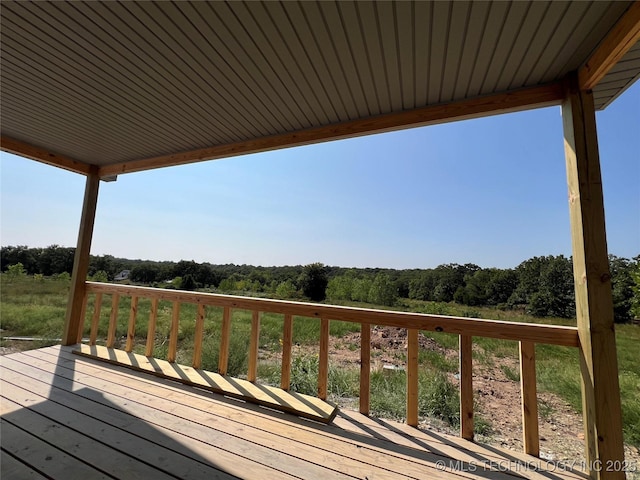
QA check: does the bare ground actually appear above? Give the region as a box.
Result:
[319,327,640,477]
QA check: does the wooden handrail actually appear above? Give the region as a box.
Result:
[80,281,580,455]
[85,282,579,347]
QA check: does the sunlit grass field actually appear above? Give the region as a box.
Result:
[2,275,638,446]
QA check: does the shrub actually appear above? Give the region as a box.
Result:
[5,262,26,279]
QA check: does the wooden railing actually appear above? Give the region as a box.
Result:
[79,281,579,456]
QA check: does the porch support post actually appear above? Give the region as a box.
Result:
[62,167,100,345]
[561,74,625,480]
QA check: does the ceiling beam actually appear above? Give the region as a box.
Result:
[1,136,92,175]
[100,82,564,177]
[578,1,640,91]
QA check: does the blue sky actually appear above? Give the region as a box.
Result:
[2,83,638,269]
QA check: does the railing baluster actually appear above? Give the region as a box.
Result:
[218,306,232,375]
[460,334,474,440]
[168,301,180,363]
[520,341,539,456]
[76,290,89,343]
[248,311,261,382]
[192,304,206,369]
[360,323,371,415]
[318,318,329,400]
[106,294,120,348]
[281,314,293,390]
[90,292,103,345]
[406,328,419,427]
[145,297,158,357]
[125,296,138,352]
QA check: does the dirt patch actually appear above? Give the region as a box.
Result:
[4,327,638,476]
[292,326,640,476]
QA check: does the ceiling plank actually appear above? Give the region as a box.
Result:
[100,82,564,177]
[1,136,92,175]
[578,1,640,90]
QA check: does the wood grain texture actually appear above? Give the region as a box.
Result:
[562,76,625,479]
[459,334,474,440]
[62,170,99,345]
[106,294,120,348]
[89,293,102,345]
[192,304,205,369]
[579,2,640,90]
[248,310,261,382]
[0,136,93,175]
[72,344,338,424]
[99,83,564,176]
[85,282,579,347]
[218,306,232,375]
[77,291,88,343]
[519,341,539,456]
[125,296,138,352]
[3,345,589,480]
[281,314,293,390]
[168,301,180,363]
[406,329,419,427]
[145,297,158,357]
[359,323,371,416]
[318,318,329,401]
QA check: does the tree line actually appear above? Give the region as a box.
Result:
[2,245,638,323]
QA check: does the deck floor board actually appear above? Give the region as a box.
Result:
[1,346,588,480]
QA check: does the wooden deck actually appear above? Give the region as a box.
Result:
[1,346,588,480]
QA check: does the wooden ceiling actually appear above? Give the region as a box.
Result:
[1,1,639,177]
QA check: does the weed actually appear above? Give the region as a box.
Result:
[3,277,639,448]
[474,415,492,436]
[501,364,520,382]
[539,400,554,420]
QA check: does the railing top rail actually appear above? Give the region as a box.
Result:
[85,282,579,347]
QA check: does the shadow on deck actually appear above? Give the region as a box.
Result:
[0,346,587,480]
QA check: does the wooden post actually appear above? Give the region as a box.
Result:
[318,318,329,400]
[106,294,120,348]
[562,74,625,480]
[459,334,474,440]
[519,341,539,456]
[76,291,89,343]
[89,293,103,345]
[218,307,232,375]
[281,314,293,390]
[406,329,419,427]
[145,298,159,357]
[192,304,206,369]
[248,311,261,382]
[359,323,371,415]
[62,169,100,345]
[168,301,180,363]
[125,296,138,352]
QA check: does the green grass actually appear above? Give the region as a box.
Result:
[2,275,639,447]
